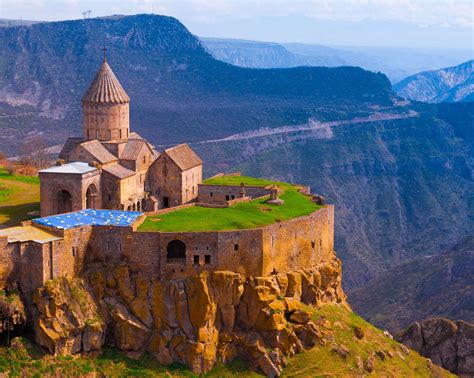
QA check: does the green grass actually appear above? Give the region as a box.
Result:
[139,177,320,232]
[0,168,40,228]
[204,175,285,187]
[281,304,453,377]
[0,339,259,378]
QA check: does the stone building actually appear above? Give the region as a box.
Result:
[39,56,202,216]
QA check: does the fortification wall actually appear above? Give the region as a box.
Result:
[0,206,335,294]
[261,205,334,276]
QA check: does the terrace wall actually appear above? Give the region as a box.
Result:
[198,184,270,206]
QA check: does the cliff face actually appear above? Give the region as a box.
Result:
[32,257,345,375]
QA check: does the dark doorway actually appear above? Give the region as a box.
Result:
[57,190,72,214]
[166,240,186,263]
[163,197,169,208]
[86,184,98,209]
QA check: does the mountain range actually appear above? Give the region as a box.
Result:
[394,60,474,103]
[202,37,473,83]
[0,14,472,329]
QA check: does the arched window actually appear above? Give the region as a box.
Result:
[166,240,186,263]
[86,184,98,209]
[57,190,72,214]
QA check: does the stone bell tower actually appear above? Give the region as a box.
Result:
[82,50,130,141]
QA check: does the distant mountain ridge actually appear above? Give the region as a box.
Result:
[201,37,473,83]
[394,60,474,103]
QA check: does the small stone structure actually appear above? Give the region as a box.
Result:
[266,185,284,205]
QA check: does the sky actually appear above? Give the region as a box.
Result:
[0,0,472,49]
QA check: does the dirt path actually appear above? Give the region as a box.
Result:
[189,111,418,145]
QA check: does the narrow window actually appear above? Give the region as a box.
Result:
[194,255,199,265]
[231,195,235,200]
[311,241,316,249]
[225,195,230,201]
[205,255,211,265]
[195,246,198,251]
[72,247,76,257]
[234,244,239,251]
[143,155,146,164]
[206,246,209,251]
[108,194,112,201]
[320,240,323,246]
[210,192,213,197]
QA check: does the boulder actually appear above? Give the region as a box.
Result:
[289,310,311,325]
[397,317,474,375]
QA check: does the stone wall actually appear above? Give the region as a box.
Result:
[0,237,19,290]
[262,206,334,276]
[198,184,270,206]
[181,166,201,204]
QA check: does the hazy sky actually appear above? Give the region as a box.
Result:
[0,0,472,49]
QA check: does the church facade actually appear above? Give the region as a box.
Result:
[39,57,202,216]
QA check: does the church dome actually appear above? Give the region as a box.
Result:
[82,59,130,104]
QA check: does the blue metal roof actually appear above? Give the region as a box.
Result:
[33,209,142,230]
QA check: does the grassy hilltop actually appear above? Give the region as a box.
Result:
[0,168,39,228]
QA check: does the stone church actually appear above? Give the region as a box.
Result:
[39,56,202,216]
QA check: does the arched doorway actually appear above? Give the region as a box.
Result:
[137,201,141,211]
[86,184,98,209]
[57,190,72,214]
[166,240,186,263]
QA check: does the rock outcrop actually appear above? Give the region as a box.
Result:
[396,318,474,376]
[0,290,26,336]
[32,258,346,375]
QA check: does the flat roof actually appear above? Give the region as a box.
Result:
[38,162,97,175]
[33,209,142,230]
[0,225,62,244]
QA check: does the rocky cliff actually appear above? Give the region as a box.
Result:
[32,258,345,375]
[397,318,474,376]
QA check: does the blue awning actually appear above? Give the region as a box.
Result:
[33,209,142,230]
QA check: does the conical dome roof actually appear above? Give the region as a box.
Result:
[82,59,130,104]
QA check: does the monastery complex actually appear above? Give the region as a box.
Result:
[0,57,335,299]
